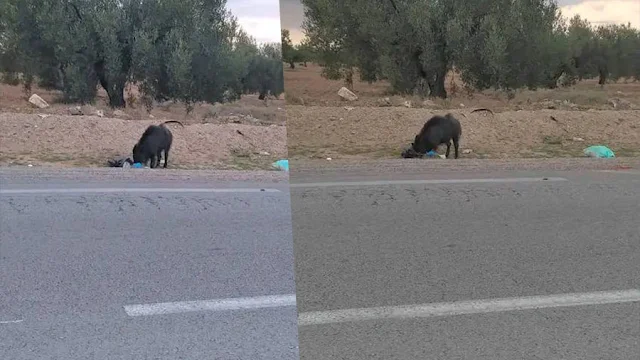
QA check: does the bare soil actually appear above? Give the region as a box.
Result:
[0,82,287,169]
[284,64,640,162]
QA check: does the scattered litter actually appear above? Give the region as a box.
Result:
[272,159,289,171]
[612,165,632,170]
[572,137,584,142]
[107,157,134,167]
[425,150,439,158]
[471,108,494,115]
[326,157,332,160]
[344,106,355,111]
[69,106,83,115]
[27,164,33,167]
[112,109,130,119]
[132,163,144,168]
[378,97,392,107]
[403,101,412,108]
[583,145,615,158]
[37,114,49,119]
[259,151,270,156]
[462,149,473,154]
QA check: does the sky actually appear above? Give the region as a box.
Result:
[225,0,283,44]
[227,0,640,45]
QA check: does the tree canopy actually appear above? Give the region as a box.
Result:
[0,0,284,108]
[298,0,640,98]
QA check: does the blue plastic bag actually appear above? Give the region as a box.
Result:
[272,159,289,171]
[583,145,615,158]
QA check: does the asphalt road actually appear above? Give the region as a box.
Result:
[0,169,298,360]
[289,166,640,359]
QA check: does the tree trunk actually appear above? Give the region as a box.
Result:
[107,83,126,108]
[94,61,126,108]
[289,61,295,69]
[344,68,354,90]
[598,68,607,86]
[428,68,448,99]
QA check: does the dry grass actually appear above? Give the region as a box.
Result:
[0,82,287,169]
[284,64,640,160]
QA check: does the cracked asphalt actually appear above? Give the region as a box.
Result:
[289,165,640,360]
[0,168,298,360]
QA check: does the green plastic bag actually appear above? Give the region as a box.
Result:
[583,145,615,158]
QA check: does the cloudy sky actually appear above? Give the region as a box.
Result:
[225,0,283,44]
[227,0,640,44]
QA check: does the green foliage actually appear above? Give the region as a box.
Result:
[301,0,640,98]
[0,0,283,108]
[243,42,284,99]
[281,29,299,68]
[280,29,315,68]
[294,39,315,66]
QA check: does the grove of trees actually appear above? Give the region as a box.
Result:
[0,0,285,108]
[296,0,640,99]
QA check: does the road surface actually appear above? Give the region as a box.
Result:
[289,162,640,360]
[0,168,298,359]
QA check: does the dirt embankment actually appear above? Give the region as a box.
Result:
[0,83,287,169]
[284,64,640,161]
[286,106,640,159]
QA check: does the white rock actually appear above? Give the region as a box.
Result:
[28,94,49,109]
[338,87,358,101]
[462,149,473,154]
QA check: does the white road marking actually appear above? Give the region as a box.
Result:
[290,177,568,188]
[297,289,640,326]
[596,170,640,175]
[0,188,281,195]
[0,319,24,324]
[124,294,297,317]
